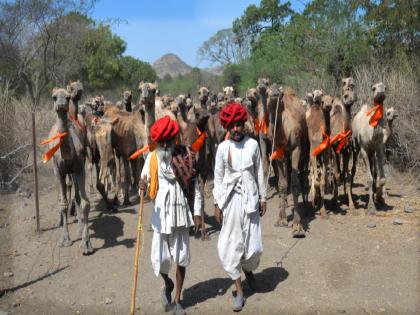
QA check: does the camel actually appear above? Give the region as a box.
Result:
[329,77,357,211]
[179,107,211,240]
[243,88,260,139]
[116,90,133,112]
[306,90,334,219]
[351,82,389,214]
[46,87,92,254]
[266,84,309,237]
[256,78,271,176]
[223,86,235,103]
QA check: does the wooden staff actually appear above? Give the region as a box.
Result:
[130,190,145,315]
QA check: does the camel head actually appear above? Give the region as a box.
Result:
[267,84,284,109]
[186,97,193,111]
[372,82,386,104]
[223,86,235,102]
[341,77,357,106]
[193,107,210,130]
[78,104,87,117]
[52,87,70,112]
[139,81,158,107]
[321,94,334,113]
[246,88,259,104]
[305,93,314,106]
[312,89,324,107]
[257,78,270,95]
[67,80,83,102]
[122,90,132,104]
[198,86,210,104]
[176,94,187,111]
[385,107,398,122]
[217,92,224,102]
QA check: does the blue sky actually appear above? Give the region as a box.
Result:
[92,0,309,67]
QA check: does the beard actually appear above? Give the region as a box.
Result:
[156,146,173,164]
[231,131,245,142]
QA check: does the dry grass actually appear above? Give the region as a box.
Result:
[0,87,55,188]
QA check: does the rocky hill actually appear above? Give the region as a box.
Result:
[152,53,224,78]
[152,53,192,79]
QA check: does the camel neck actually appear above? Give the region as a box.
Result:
[56,111,72,159]
[144,104,155,142]
[323,110,331,135]
[69,98,78,117]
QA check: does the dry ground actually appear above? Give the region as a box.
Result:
[0,166,419,315]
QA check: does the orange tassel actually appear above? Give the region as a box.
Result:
[224,131,230,141]
[69,114,86,130]
[311,126,330,157]
[254,117,259,135]
[366,102,383,127]
[330,129,352,154]
[191,127,206,153]
[128,143,157,160]
[40,132,68,163]
[269,146,285,160]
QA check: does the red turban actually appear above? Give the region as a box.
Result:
[151,116,179,142]
[219,102,248,129]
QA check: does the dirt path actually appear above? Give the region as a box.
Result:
[1,167,419,315]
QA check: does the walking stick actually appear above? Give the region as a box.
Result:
[130,189,145,315]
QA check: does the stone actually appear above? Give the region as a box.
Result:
[404,206,413,213]
[104,297,112,305]
[3,272,13,277]
[367,222,376,228]
[393,218,403,225]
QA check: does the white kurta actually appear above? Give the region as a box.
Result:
[213,136,267,280]
[141,151,201,275]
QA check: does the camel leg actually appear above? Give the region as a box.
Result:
[87,147,95,194]
[309,156,318,210]
[275,160,288,227]
[375,142,386,204]
[122,159,130,205]
[291,149,305,237]
[130,159,139,193]
[319,154,328,219]
[259,133,269,176]
[343,148,355,211]
[74,171,93,255]
[332,152,340,207]
[198,176,209,241]
[95,162,115,212]
[361,148,376,215]
[58,172,72,247]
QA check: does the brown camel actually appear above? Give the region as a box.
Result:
[266,85,309,237]
[306,89,334,219]
[329,77,357,211]
[179,107,211,240]
[351,82,389,214]
[46,88,92,254]
[223,86,235,103]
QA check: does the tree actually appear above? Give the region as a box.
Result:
[232,0,294,45]
[119,56,157,90]
[84,23,126,90]
[197,28,248,65]
[0,0,93,108]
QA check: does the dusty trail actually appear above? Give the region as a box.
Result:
[0,167,419,314]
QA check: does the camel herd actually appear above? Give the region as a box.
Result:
[43,77,396,254]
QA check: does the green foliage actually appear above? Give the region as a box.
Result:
[119,56,157,91]
[84,24,126,90]
[219,0,418,96]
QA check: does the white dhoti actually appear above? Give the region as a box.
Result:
[213,137,266,280]
[217,191,262,280]
[151,227,191,276]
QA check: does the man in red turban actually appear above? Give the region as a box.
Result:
[139,116,201,315]
[214,102,267,311]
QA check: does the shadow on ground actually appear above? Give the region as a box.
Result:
[182,266,288,308]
